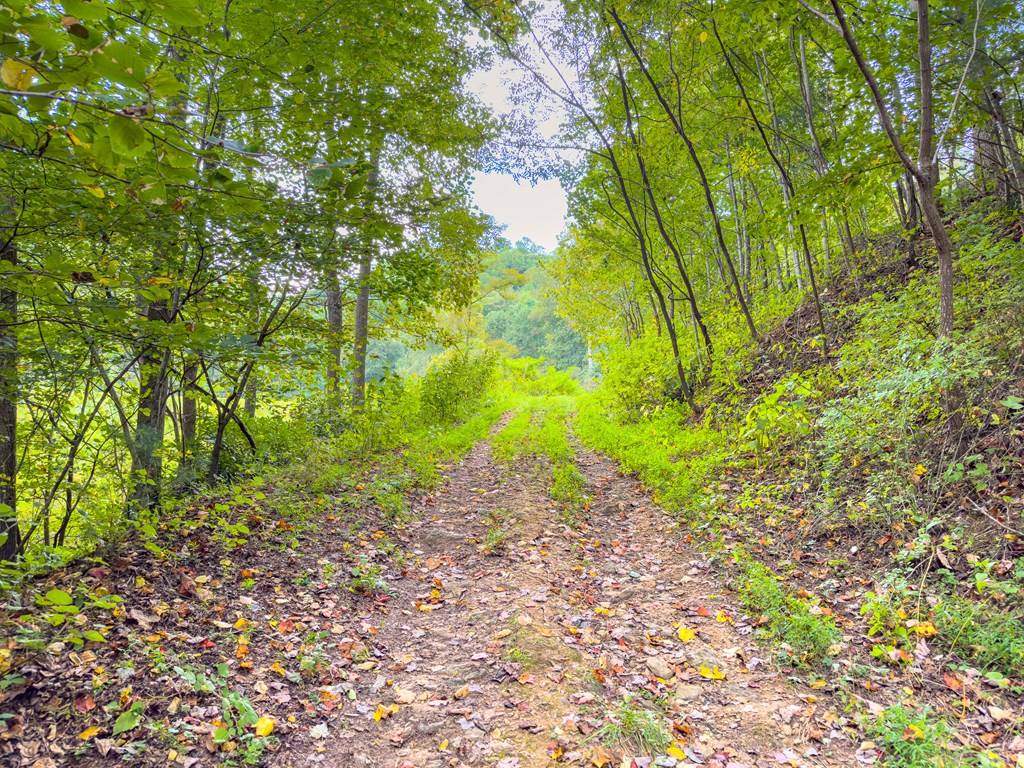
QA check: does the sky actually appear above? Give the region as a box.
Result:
[471,173,567,252]
[467,39,569,254]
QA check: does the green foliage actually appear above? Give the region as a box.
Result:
[733,558,840,666]
[419,350,497,425]
[742,374,821,454]
[870,706,957,768]
[932,596,1024,678]
[347,558,386,595]
[481,241,587,371]
[597,695,672,755]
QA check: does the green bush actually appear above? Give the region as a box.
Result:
[419,349,497,425]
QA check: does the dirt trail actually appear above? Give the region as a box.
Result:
[275,433,856,768]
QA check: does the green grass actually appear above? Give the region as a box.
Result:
[596,696,672,755]
[734,558,840,666]
[932,595,1024,678]
[492,396,590,524]
[870,706,960,768]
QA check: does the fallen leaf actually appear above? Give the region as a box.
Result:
[254,717,275,737]
[698,664,726,680]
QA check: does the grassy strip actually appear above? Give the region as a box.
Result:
[492,396,589,524]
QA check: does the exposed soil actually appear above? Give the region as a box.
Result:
[2,427,864,768]
[277,435,858,768]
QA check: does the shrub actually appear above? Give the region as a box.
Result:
[419,349,496,425]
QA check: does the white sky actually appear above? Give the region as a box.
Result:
[467,37,569,253]
[471,173,567,252]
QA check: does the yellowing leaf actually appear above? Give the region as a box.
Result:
[715,610,732,624]
[1,58,36,90]
[438,739,449,751]
[78,726,102,740]
[254,716,275,737]
[84,185,105,198]
[667,744,688,760]
[698,30,709,43]
[698,664,726,680]
[910,621,937,637]
[903,723,924,741]
[676,626,696,643]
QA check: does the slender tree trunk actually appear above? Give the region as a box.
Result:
[131,294,171,511]
[828,0,955,337]
[0,233,21,561]
[988,91,1024,208]
[181,359,197,460]
[350,251,372,407]
[326,270,344,397]
[610,8,758,342]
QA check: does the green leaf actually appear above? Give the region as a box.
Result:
[112,706,142,736]
[108,115,148,156]
[82,630,106,643]
[63,0,110,21]
[308,166,332,189]
[44,588,73,606]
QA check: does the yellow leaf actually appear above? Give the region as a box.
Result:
[84,185,105,199]
[715,610,732,624]
[270,660,287,677]
[809,679,827,689]
[233,617,249,631]
[438,739,449,751]
[912,464,928,477]
[254,716,275,737]
[373,704,386,721]
[1,58,36,90]
[698,30,708,43]
[903,723,924,741]
[676,626,696,643]
[667,744,687,760]
[910,622,937,637]
[698,664,726,680]
[78,726,102,740]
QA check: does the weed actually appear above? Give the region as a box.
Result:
[870,705,958,768]
[734,558,840,666]
[347,559,386,594]
[482,524,508,555]
[932,595,1024,678]
[505,646,532,666]
[596,695,671,755]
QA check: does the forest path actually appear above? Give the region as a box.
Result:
[278,433,856,768]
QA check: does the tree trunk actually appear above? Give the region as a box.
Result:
[131,298,171,511]
[181,359,197,460]
[326,270,344,396]
[350,251,372,407]
[0,233,21,561]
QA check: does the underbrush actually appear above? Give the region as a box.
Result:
[732,557,840,666]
